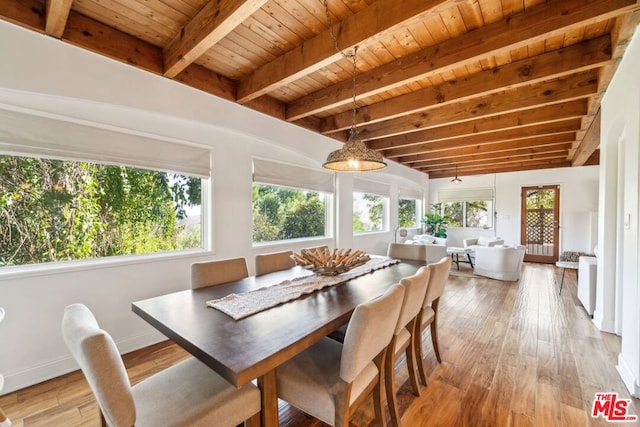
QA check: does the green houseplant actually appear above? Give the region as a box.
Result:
[421,203,449,238]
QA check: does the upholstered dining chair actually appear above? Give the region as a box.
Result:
[276,284,405,427]
[385,266,431,427]
[191,257,249,289]
[255,250,296,276]
[387,242,428,262]
[415,256,452,386]
[61,304,261,427]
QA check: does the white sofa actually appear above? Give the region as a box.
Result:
[473,245,526,281]
[400,235,447,263]
[405,234,447,246]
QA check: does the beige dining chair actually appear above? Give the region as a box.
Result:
[387,242,428,262]
[385,266,431,427]
[415,256,452,386]
[276,284,406,427]
[255,250,296,276]
[61,304,261,427]
[191,257,249,289]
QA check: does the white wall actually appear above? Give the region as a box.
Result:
[600,25,640,397]
[428,167,599,251]
[0,20,427,393]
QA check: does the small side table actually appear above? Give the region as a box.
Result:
[447,247,474,270]
[555,261,579,295]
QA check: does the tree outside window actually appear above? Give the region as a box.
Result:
[353,192,388,233]
[441,200,493,229]
[252,184,327,243]
[0,155,202,267]
[398,198,420,228]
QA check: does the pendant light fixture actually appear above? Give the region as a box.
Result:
[451,165,462,184]
[321,3,386,172]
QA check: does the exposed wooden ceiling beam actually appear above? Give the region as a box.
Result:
[309,35,611,128]
[572,10,640,159]
[572,108,601,166]
[64,11,164,75]
[356,70,597,141]
[45,0,72,38]
[369,100,587,151]
[409,144,573,169]
[287,0,636,120]
[389,122,580,159]
[0,0,45,32]
[422,153,570,175]
[163,0,268,78]
[236,0,451,103]
[398,134,577,165]
[426,159,573,178]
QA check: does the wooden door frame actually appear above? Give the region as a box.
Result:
[521,185,560,263]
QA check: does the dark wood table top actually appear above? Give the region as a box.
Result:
[132,259,423,388]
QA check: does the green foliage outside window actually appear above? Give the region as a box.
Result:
[252,184,326,243]
[0,155,202,267]
[398,199,418,228]
[441,200,493,229]
[353,192,386,233]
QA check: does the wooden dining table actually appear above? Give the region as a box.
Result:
[132,258,423,426]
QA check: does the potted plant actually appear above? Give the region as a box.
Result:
[421,203,449,239]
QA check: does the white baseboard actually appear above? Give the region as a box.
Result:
[1,330,166,395]
[592,311,616,333]
[617,353,640,398]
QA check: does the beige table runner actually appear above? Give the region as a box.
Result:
[207,257,399,320]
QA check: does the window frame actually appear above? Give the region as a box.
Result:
[352,191,390,234]
[0,154,209,271]
[398,197,422,229]
[440,200,494,230]
[251,181,333,247]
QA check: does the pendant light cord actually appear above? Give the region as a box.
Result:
[322,0,359,139]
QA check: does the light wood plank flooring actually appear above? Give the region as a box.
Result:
[1,262,638,426]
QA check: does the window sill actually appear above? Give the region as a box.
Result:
[0,248,212,281]
[251,237,332,250]
[353,231,389,236]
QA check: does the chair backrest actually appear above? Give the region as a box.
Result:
[423,257,452,308]
[255,250,296,276]
[191,257,249,289]
[387,243,428,261]
[62,304,135,427]
[340,284,405,383]
[396,266,431,334]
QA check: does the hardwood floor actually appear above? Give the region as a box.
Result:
[1,262,638,426]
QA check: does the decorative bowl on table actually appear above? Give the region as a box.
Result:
[291,247,371,276]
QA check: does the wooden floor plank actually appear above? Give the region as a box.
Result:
[2,262,639,426]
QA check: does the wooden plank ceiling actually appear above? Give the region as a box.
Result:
[2,0,639,179]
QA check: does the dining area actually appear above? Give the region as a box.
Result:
[63,246,452,426]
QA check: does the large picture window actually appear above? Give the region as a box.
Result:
[398,198,420,228]
[0,155,202,267]
[353,192,389,233]
[438,188,494,229]
[252,159,333,244]
[252,184,328,243]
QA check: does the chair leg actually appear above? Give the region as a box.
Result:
[372,352,387,427]
[384,339,401,427]
[430,300,442,364]
[405,319,421,397]
[558,268,566,295]
[245,412,261,427]
[414,320,429,387]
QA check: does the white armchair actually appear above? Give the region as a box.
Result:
[473,245,526,281]
[463,236,504,249]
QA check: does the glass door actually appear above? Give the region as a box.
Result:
[521,186,560,263]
